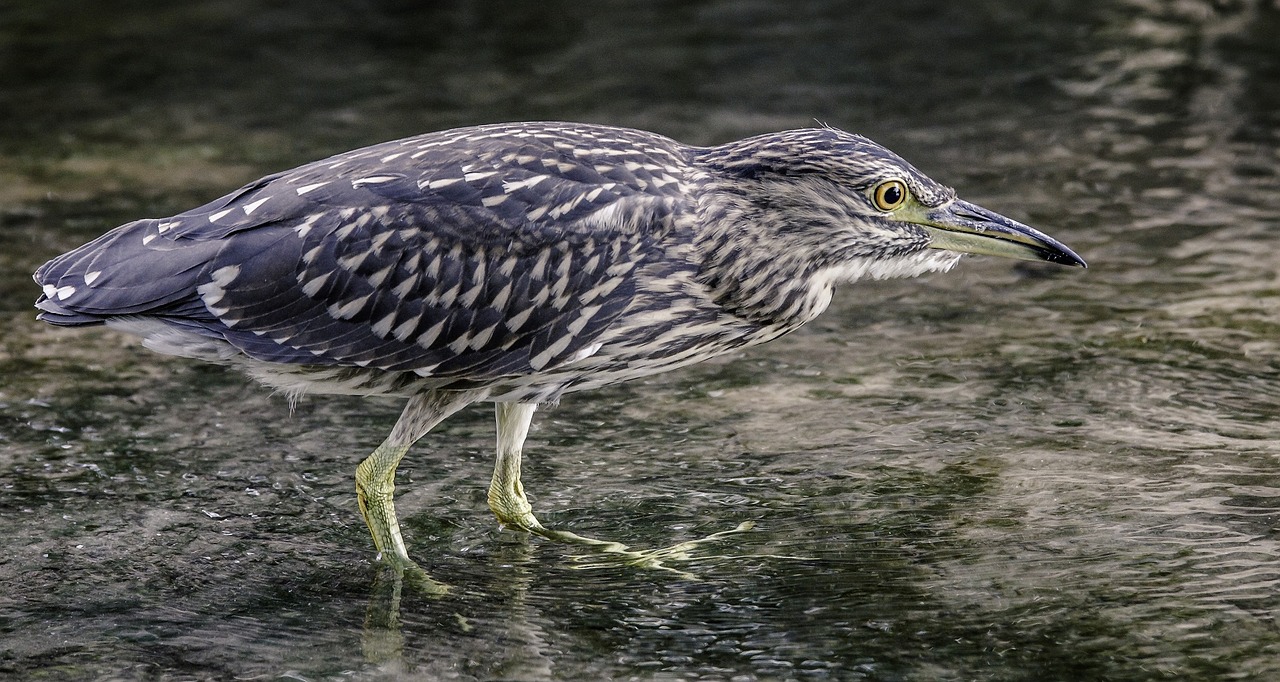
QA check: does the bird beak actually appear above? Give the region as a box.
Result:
[917,199,1086,267]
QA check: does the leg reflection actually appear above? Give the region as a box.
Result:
[362,566,405,666]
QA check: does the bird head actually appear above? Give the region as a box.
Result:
[699,127,1084,269]
[693,127,1085,323]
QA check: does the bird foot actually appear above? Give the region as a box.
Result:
[533,520,759,578]
[373,551,450,595]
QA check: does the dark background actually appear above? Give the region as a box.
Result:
[2,1,1279,680]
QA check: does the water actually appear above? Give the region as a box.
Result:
[2,0,1279,679]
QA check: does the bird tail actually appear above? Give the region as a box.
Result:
[33,217,222,326]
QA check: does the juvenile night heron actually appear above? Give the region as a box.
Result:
[35,121,1084,573]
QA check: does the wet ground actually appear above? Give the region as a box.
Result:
[2,0,1280,679]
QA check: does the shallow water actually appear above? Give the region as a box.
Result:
[2,0,1280,679]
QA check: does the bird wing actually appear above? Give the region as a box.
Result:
[36,124,695,380]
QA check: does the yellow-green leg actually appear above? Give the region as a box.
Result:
[487,400,756,576]
[488,402,545,532]
[488,402,627,548]
[356,390,477,572]
[358,395,765,582]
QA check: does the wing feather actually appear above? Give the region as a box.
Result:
[35,123,692,381]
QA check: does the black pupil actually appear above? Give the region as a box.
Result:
[882,184,902,205]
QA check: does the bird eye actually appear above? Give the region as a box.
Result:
[872,180,908,211]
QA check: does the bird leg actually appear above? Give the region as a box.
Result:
[489,401,607,544]
[488,402,750,576]
[491,402,633,549]
[488,402,545,532]
[356,390,477,573]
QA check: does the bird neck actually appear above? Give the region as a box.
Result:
[691,191,837,328]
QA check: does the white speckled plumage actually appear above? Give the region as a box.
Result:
[32,121,1084,571]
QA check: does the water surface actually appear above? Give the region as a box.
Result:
[2,1,1279,679]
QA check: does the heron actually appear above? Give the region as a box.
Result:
[34,122,1085,574]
